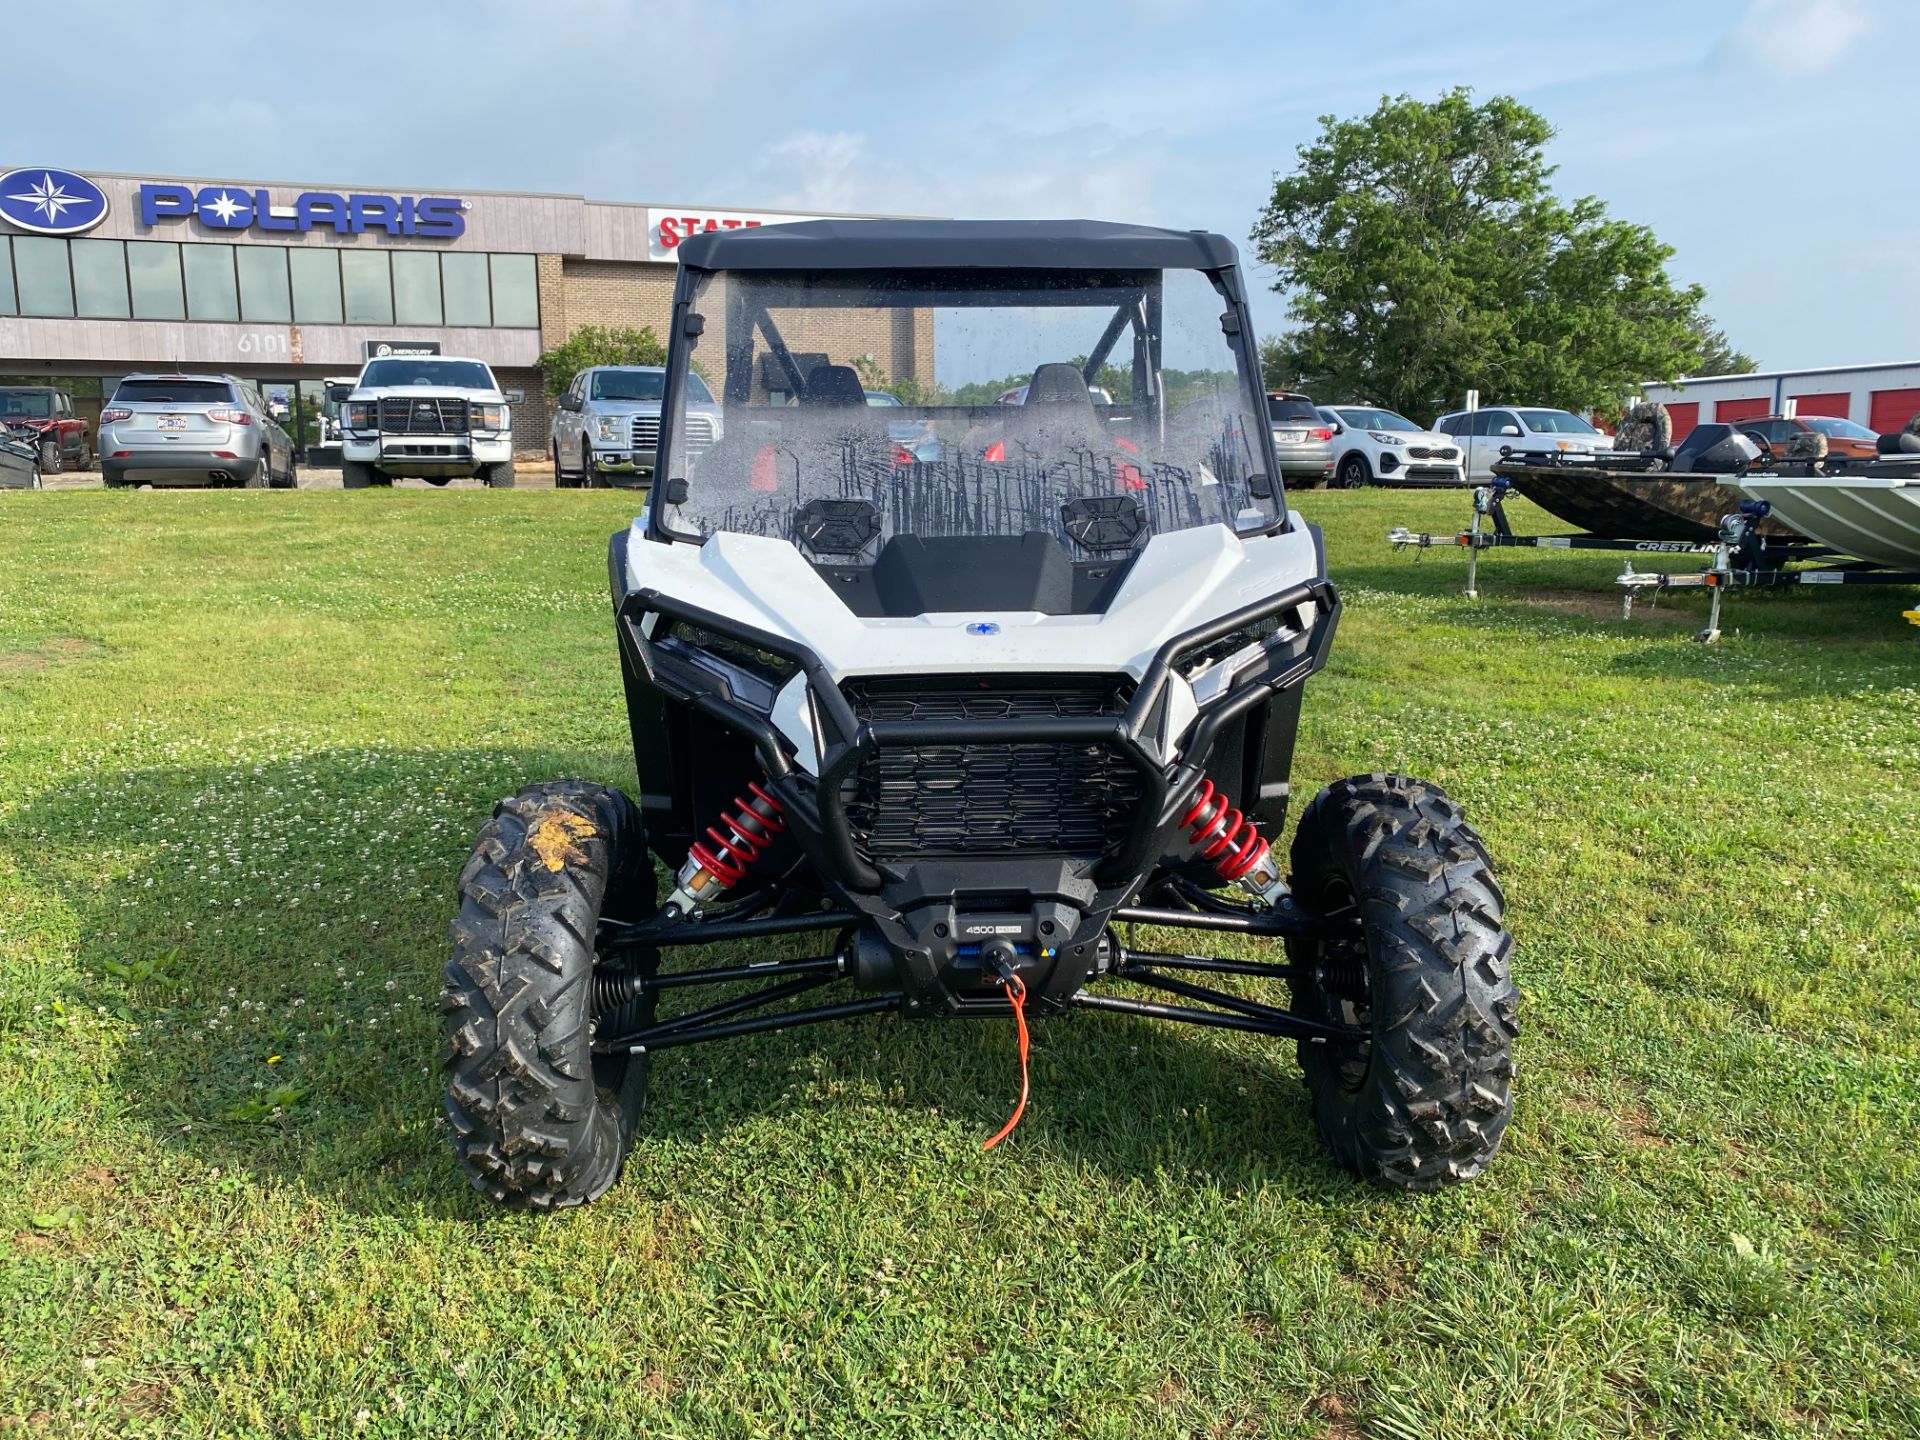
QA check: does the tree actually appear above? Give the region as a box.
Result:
[1686,316,1757,377]
[534,324,666,398]
[1250,90,1750,422]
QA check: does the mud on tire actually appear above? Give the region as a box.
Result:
[1286,774,1518,1191]
[442,780,657,1209]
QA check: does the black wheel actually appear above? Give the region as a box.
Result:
[102,464,127,489]
[1285,774,1518,1191]
[1336,453,1370,489]
[38,437,61,475]
[482,460,516,488]
[274,456,298,490]
[443,781,659,1210]
[75,436,93,471]
[552,443,573,489]
[341,460,376,490]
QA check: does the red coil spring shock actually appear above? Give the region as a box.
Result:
[672,782,786,912]
[1180,778,1271,883]
[689,782,786,884]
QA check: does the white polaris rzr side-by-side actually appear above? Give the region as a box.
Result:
[441,219,1519,1209]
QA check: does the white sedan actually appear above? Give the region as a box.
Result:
[1318,405,1466,488]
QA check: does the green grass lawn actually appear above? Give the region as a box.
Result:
[1,487,1916,1438]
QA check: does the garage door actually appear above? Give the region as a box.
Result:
[1665,400,1699,444]
[1714,396,1770,425]
[1789,391,1851,419]
[1868,387,1920,434]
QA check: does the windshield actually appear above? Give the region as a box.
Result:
[662,266,1278,551]
[358,358,495,390]
[112,379,234,406]
[1336,407,1418,431]
[1805,415,1875,439]
[0,391,52,418]
[592,369,665,402]
[1517,409,1599,434]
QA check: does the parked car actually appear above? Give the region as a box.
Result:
[1433,405,1605,481]
[864,389,941,462]
[342,356,513,488]
[551,365,723,488]
[0,423,41,489]
[1737,413,1879,463]
[0,386,90,474]
[99,374,296,489]
[1317,404,1465,488]
[1267,391,1334,484]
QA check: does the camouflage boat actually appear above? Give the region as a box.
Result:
[1493,461,1803,542]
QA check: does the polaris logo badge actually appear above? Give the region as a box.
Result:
[966,622,1000,635]
[0,168,109,236]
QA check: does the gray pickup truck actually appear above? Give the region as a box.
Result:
[549,365,723,488]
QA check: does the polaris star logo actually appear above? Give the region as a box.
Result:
[966,622,1000,635]
[0,168,110,236]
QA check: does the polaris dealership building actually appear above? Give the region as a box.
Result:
[0,165,907,455]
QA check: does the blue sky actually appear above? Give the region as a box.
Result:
[6,0,1910,372]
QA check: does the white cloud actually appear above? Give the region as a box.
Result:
[1731,0,1875,75]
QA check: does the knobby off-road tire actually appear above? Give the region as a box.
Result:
[482,460,516,488]
[340,460,376,489]
[1286,774,1519,1190]
[442,781,659,1209]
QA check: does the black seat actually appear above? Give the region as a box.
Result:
[801,364,868,408]
[1007,363,1106,455]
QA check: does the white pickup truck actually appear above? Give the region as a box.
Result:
[339,355,515,488]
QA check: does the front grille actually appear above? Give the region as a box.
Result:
[1407,445,1459,461]
[840,678,1141,859]
[380,397,469,434]
[632,412,716,451]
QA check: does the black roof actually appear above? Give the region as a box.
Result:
[675,218,1240,272]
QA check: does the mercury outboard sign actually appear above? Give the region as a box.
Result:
[137,184,466,238]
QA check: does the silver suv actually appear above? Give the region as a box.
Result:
[99,374,296,489]
[550,365,722,488]
[1433,405,1606,481]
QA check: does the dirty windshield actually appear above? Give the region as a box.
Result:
[661,267,1278,556]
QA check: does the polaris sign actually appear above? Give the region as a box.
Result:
[0,168,110,236]
[137,183,467,238]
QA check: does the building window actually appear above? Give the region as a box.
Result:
[490,253,539,328]
[341,250,393,324]
[0,238,14,314]
[72,240,131,319]
[237,246,292,323]
[183,245,239,322]
[128,241,185,320]
[289,248,342,325]
[441,252,490,326]
[13,236,74,317]
[392,251,441,326]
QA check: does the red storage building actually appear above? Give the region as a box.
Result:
[1645,362,1920,439]
[1868,388,1920,435]
[1714,396,1770,425]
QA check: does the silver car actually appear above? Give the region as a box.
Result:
[1267,391,1335,485]
[550,365,723,488]
[99,373,296,489]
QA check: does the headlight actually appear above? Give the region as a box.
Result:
[1369,431,1405,445]
[472,403,508,431]
[347,401,377,429]
[594,414,626,442]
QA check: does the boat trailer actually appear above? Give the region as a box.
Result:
[1389,481,1920,642]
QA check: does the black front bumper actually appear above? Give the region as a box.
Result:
[611,544,1339,1011]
